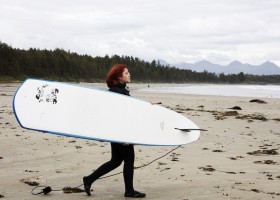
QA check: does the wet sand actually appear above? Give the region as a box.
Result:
[0,83,279,200]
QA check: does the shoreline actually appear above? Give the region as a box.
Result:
[1,83,280,199]
[2,82,279,100]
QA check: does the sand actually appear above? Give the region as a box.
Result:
[0,82,279,200]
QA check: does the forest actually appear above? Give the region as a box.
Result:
[0,41,280,83]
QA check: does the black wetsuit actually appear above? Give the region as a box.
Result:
[86,84,135,193]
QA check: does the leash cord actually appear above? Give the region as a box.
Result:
[31,145,181,195]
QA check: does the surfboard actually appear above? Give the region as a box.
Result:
[13,79,201,146]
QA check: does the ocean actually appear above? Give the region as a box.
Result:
[138,84,280,99]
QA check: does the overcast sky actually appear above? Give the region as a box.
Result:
[1,0,280,66]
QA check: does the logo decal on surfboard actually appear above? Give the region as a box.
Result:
[36,84,59,104]
[160,121,165,131]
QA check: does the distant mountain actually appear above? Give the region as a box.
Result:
[156,59,170,66]
[158,59,280,75]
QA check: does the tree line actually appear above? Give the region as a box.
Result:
[0,41,279,83]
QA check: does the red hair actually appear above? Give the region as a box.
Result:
[106,64,127,87]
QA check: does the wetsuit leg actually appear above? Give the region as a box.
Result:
[119,144,135,193]
[86,143,123,183]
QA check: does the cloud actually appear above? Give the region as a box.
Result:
[1,0,280,66]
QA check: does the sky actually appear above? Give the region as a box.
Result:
[1,0,280,66]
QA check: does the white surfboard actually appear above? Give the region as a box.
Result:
[13,79,201,146]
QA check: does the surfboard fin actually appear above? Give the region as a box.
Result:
[175,128,208,132]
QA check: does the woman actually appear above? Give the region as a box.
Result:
[83,64,146,198]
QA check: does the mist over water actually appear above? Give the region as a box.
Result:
[138,84,280,98]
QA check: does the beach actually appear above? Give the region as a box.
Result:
[0,83,280,200]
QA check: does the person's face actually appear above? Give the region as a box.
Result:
[119,68,131,84]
